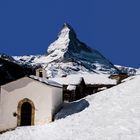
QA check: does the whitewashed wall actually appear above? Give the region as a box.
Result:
[0,77,62,132]
[51,86,63,115]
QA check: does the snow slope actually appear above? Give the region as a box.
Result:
[1,75,140,140]
[14,23,119,77]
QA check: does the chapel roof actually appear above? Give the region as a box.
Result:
[29,75,62,88]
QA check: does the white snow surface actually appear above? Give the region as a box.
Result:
[29,75,62,88]
[50,75,83,85]
[1,75,140,140]
[50,74,117,85]
[67,85,76,91]
[47,24,70,54]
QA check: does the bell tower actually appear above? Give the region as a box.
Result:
[36,67,47,78]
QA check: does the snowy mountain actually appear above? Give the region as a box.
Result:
[1,75,140,140]
[115,65,138,76]
[14,23,119,77]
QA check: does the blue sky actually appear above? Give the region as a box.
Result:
[0,0,140,68]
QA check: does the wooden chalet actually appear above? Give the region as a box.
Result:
[50,74,119,102]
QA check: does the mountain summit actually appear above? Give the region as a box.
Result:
[47,23,77,54]
[14,23,119,77]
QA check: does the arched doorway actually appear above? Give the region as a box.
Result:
[20,102,32,126]
[17,98,35,126]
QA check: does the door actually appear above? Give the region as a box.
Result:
[17,98,35,126]
[20,102,32,126]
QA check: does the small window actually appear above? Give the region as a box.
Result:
[39,71,43,77]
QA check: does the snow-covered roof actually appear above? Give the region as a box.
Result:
[51,76,83,85]
[82,74,117,85]
[67,85,76,91]
[50,74,117,85]
[29,75,62,88]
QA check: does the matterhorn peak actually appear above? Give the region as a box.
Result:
[47,23,77,54]
[41,23,120,76]
[57,23,77,39]
[62,23,75,31]
[63,22,72,28]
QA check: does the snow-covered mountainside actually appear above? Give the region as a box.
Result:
[1,75,140,140]
[14,23,119,77]
[115,65,138,75]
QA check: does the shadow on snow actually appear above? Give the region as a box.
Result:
[55,99,89,120]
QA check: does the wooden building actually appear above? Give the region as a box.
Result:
[109,73,129,84]
[63,78,86,102]
[50,74,118,102]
